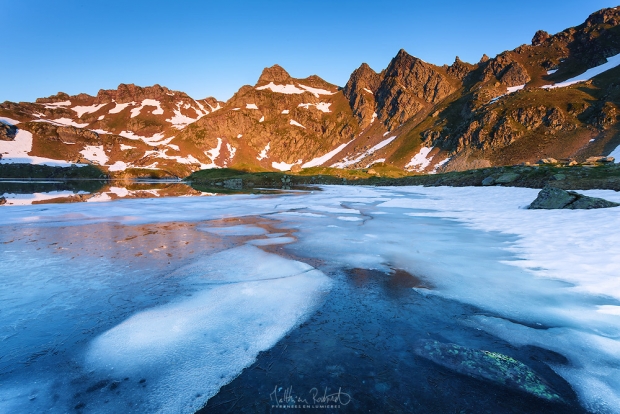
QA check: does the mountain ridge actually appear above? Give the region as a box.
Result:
[2,6,620,178]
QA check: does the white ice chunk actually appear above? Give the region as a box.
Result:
[85,245,330,413]
[247,237,295,246]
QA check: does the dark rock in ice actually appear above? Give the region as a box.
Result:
[528,186,619,209]
[414,339,564,403]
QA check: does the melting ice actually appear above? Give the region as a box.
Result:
[1,185,620,413]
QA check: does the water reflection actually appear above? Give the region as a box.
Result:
[0,180,302,206]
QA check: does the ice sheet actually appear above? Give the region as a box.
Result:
[85,245,330,412]
[2,185,620,413]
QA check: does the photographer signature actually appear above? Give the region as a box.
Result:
[270,385,351,406]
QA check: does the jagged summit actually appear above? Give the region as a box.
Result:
[256,64,292,85]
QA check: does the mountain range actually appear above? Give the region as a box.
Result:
[2,6,620,178]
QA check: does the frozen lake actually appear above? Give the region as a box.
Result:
[1,185,619,413]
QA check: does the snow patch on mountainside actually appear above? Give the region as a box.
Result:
[542,53,620,89]
[79,145,109,165]
[332,136,397,168]
[109,102,134,114]
[506,85,525,93]
[246,103,258,110]
[272,160,302,171]
[108,161,128,172]
[290,120,305,129]
[298,102,331,113]
[297,84,337,98]
[257,143,270,161]
[302,140,354,168]
[256,82,336,98]
[226,144,236,161]
[0,124,82,167]
[167,102,202,129]
[202,138,223,169]
[405,147,434,171]
[131,99,164,118]
[47,118,90,128]
[72,103,107,118]
[42,101,71,109]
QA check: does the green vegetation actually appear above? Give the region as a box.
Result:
[187,164,620,192]
[0,163,106,179]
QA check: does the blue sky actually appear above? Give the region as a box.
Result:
[2,0,618,102]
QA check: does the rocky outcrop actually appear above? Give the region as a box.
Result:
[532,30,551,46]
[0,123,17,141]
[482,53,531,87]
[446,56,476,81]
[342,63,382,127]
[529,186,620,209]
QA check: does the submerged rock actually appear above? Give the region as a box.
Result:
[528,186,619,209]
[414,340,564,403]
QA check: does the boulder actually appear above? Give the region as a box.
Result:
[0,196,6,205]
[495,173,520,183]
[586,156,614,163]
[529,186,619,209]
[482,176,495,186]
[414,340,563,403]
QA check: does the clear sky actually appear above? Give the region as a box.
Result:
[2,0,618,103]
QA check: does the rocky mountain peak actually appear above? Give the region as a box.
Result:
[447,56,475,80]
[95,83,183,104]
[342,63,382,128]
[344,63,381,93]
[256,64,292,85]
[35,92,71,104]
[585,6,620,27]
[532,30,551,46]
